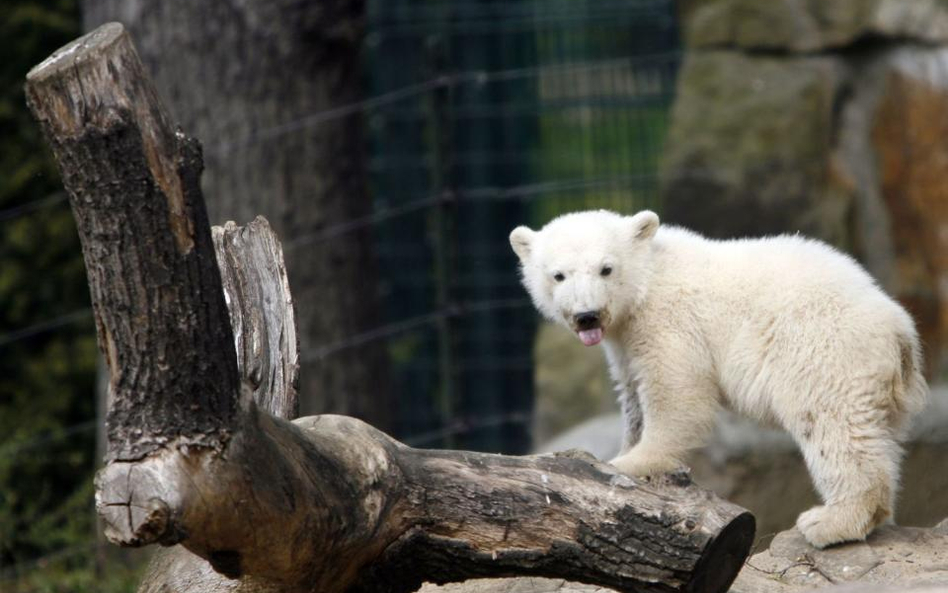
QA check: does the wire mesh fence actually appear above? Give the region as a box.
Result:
[0,0,681,451]
[360,0,681,452]
[0,0,681,455]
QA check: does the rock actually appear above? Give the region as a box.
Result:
[818,44,948,376]
[531,321,616,447]
[731,524,948,592]
[536,413,623,462]
[682,0,948,52]
[814,583,948,592]
[659,51,852,245]
[867,47,948,374]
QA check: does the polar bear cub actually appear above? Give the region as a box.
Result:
[510,209,927,548]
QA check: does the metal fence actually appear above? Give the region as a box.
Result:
[362,0,681,452]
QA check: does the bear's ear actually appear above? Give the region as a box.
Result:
[509,226,535,261]
[629,210,659,241]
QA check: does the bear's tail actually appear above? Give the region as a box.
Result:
[894,333,928,435]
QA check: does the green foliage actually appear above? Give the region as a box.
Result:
[0,0,135,589]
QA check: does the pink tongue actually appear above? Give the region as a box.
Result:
[578,328,603,346]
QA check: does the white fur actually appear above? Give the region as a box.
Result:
[511,209,928,549]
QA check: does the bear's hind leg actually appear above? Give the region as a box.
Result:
[795,496,890,549]
[794,411,900,548]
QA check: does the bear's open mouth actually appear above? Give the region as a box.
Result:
[577,327,603,347]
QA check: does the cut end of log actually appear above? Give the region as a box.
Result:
[25,22,152,138]
[26,21,125,83]
[95,460,182,547]
[686,511,756,593]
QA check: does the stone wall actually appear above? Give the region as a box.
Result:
[662,0,948,378]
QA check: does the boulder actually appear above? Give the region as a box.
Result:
[731,520,948,592]
[867,47,948,374]
[659,52,852,245]
[682,0,948,52]
[531,321,617,447]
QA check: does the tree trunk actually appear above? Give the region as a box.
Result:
[80,0,391,427]
[26,23,755,593]
[26,23,239,462]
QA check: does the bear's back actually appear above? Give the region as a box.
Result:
[655,228,882,304]
[649,227,915,362]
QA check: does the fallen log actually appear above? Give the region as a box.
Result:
[25,22,755,593]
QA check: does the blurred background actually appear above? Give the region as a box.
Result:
[3,0,948,590]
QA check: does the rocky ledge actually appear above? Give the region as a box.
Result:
[732,520,948,592]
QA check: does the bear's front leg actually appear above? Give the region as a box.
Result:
[616,384,643,454]
[609,374,719,477]
[610,444,682,477]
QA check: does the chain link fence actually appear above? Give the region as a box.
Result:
[362,0,681,452]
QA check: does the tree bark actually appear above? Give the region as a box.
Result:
[350,449,755,593]
[26,23,755,593]
[134,217,301,593]
[213,217,300,420]
[81,0,391,427]
[25,22,239,463]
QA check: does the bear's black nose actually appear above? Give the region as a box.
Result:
[574,311,600,330]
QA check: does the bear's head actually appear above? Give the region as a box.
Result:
[509,209,659,347]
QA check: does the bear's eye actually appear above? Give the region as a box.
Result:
[553,272,565,282]
[600,266,613,277]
